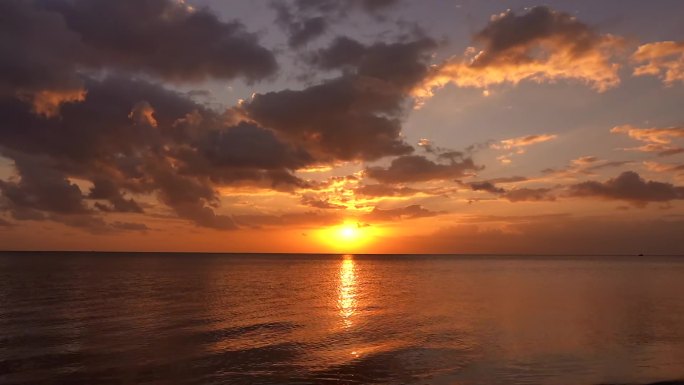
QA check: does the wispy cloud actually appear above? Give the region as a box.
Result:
[491,134,557,163]
[632,41,684,85]
[611,124,684,156]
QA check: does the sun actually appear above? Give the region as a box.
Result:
[339,225,360,241]
[316,221,381,252]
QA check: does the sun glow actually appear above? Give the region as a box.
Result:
[316,222,381,252]
[339,225,360,241]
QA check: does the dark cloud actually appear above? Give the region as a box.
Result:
[462,179,555,202]
[1,0,277,117]
[1,33,435,233]
[144,159,237,230]
[363,204,441,222]
[243,77,414,161]
[468,181,505,194]
[355,184,419,197]
[489,176,529,184]
[0,1,79,92]
[417,6,623,100]
[196,122,313,171]
[0,76,312,230]
[300,195,346,209]
[296,0,400,13]
[472,6,600,67]
[273,3,328,48]
[311,36,436,87]
[89,178,144,213]
[568,171,684,206]
[42,0,277,81]
[0,152,87,219]
[273,0,401,47]
[585,161,633,172]
[243,36,437,162]
[504,188,556,202]
[366,155,480,183]
[5,0,594,237]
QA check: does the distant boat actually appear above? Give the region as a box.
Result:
[638,253,644,256]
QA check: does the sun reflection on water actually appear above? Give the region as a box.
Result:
[337,255,357,328]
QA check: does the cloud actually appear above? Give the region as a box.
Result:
[43,0,277,82]
[493,134,558,150]
[0,76,316,231]
[414,6,623,101]
[643,161,684,173]
[128,101,158,128]
[273,0,401,48]
[355,184,420,197]
[504,187,555,202]
[193,122,313,171]
[89,178,144,213]
[468,181,505,194]
[632,41,684,85]
[300,195,346,209]
[0,4,450,234]
[0,157,87,219]
[491,134,557,163]
[273,4,328,48]
[568,171,684,206]
[1,0,277,116]
[488,176,529,184]
[462,179,555,202]
[363,204,441,222]
[243,36,437,162]
[310,36,436,88]
[611,124,684,156]
[20,89,87,118]
[365,155,480,183]
[542,155,633,178]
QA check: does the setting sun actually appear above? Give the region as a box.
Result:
[339,225,360,241]
[316,222,382,252]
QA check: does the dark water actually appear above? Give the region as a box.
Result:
[1,253,683,385]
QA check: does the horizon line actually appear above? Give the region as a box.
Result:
[1,250,683,257]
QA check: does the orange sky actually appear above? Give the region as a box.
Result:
[1,1,684,254]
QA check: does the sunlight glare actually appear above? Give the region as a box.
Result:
[338,255,356,328]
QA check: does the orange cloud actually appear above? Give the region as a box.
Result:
[128,101,158,127]
[19,88,87,118]
[611,124,684,155]
[632,41,684,85]
[491,134,557,163]
[414,7,623,102]
[643,161,684,173]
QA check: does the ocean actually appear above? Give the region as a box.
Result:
[1,252,683,385]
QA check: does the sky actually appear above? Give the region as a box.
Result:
[1,0,684,254]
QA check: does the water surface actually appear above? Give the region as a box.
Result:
[1,253,683,384]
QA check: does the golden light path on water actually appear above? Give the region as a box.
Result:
[337,255,357,330]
